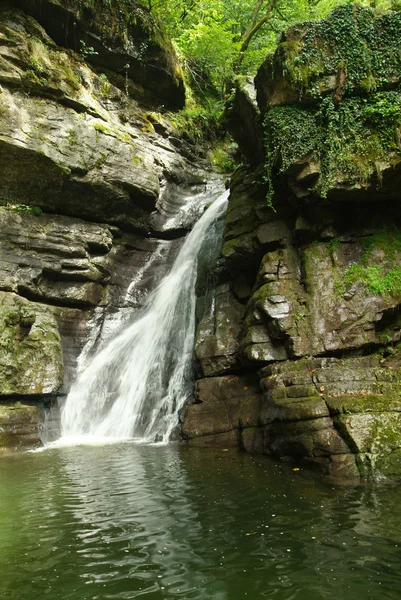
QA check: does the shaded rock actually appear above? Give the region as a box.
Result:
[265,417,349,459]
[225,79,264,166]
[186,430,240,448]
[182,373,262,446]
[242,427,264,455]
[195,283,245,376]
[13,0,185,108]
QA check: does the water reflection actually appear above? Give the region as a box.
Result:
[1,445,401,600]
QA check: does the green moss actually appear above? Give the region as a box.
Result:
[92,122,113,135]
[94,153,107,168]
[24,38,81,93]
[341,232,401,298]
[344,264,401,297]
[329,393,401,415]
[0,201,42,216]
[67,129,78,146]
[264,5,401,205]
[167,98,225,146]
[327,237,340,257]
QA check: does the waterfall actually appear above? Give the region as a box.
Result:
[58,190,229,445]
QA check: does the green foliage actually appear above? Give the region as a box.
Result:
[25,57,49,84]
[327,237,341,256]
[79,40,98,57]
[139,0,345,91]
[167,97,225,145]
[71,1,401,97]
[0,201,43,216]
[264,92,401,201]
[280,4,401,96]
[344,263,401,296]
[210,140,238,172]
[343,232,401,298]
[177,20,240,92]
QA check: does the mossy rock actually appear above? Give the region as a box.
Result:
[0,292,63,395]
[13,0,185,108]
[256,5,401,110]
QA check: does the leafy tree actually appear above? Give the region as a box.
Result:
[140,0,396,92]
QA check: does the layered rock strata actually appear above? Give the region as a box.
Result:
[0,1,221,450]
[185,5,401,482]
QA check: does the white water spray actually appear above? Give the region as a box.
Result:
[58,191,228,445]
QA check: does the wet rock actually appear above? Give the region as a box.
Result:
[186,430,240,448]
[241,427,264,454]
[0,402,43,452]
[182,373,262,446]
[13,0,185,108]
[0,6,222,234]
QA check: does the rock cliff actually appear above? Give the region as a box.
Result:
[184,5,401,482]
[0,0,222,451]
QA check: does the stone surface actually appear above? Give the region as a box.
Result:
[0,6,222,235]
[0,402,43,452]
[13,0,185,108]
[195,284,245,377]
[189,6,401,482]
[0,292,63,395]
[0,2,224,452]
[225,80,264,166]
[182,373,262,443]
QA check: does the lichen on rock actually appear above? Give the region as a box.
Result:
[0,292,63,395]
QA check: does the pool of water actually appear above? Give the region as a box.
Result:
[1,444,401,600]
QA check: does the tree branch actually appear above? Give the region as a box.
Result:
[234,0,278,72]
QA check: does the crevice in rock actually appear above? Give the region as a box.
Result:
[16,285,100,310]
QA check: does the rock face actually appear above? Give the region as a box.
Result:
[0,292,63,395]
[0,403,43,453]
[0,1,222,450]
[184,5,401,482]
[13,0,185,108]
[0,3,220,234]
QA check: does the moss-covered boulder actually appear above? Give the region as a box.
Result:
[258,356,401,480]
[255,5,401,204]
[0,292,63,395]
[256,5,401,109]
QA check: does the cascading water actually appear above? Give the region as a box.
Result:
[58,191,229,445]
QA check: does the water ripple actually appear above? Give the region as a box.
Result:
[1,445,401,600]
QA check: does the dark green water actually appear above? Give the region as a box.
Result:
[1,444,401,600]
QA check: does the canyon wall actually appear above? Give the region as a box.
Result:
[0,0,222,451]
[184,5,401,482]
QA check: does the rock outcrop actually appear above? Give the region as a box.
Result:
[184,5,401,482]
[0,1,222,451]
